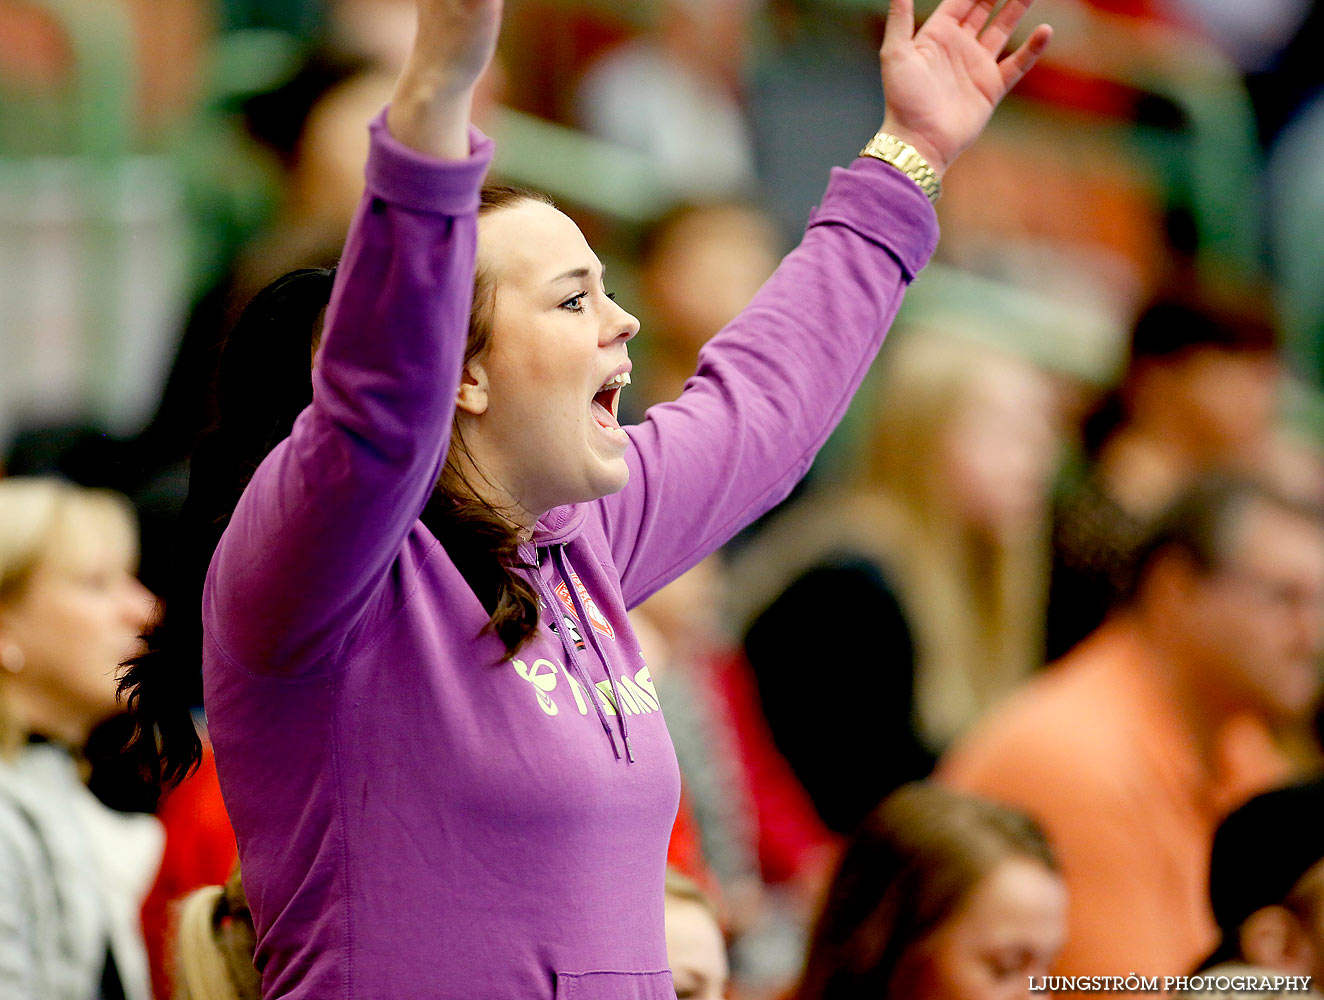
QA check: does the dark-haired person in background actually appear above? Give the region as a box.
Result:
[117,0,1054,995]
[943,477,1324,986]
[1194,778,1324,991]
[1047,289,1283,662]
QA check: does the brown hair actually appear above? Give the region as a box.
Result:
[795,783,1057,1000]
[423,184,555,654]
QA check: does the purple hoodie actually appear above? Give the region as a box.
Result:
[203,112,937,999]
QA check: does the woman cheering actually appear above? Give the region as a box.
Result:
[123,0,1050,996]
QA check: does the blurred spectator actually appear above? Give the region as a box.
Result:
[1197,778,1324,985]
[745,0,885,240]
[141,742,238,1000]
[0,0,198,465]
[631,202,783,414]
[575,0,758,200]
[1047,288,1283,661]
[639,559,829,998]
[943,476,1324,985]
[1168,0,1311,75]
[638,561,760,903]
[1241,1,1324,145]
[0,478,160,1000]
[665,867,730,1000]
[172,864,261,1000]
[1269,88,1324,389]
[793,782,1066,1000]
[733,333,1059,834]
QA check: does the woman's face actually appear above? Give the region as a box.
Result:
[665,896,728,1000]
[0,542,154,742]
[1164,348,1280,458]
[899,857,1067,1000]
[940,360,1058,536]
[461,201,640,522]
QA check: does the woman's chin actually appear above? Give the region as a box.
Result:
[538,457,631,513]
[590,457,631,500]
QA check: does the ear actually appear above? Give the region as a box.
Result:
[1239,906,1313,974]
[455,361,489,417]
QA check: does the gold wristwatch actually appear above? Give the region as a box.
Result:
[859,130,941,205]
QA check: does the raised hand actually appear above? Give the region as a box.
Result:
[388,0,504,158]
[409,0,503,97]
[879,0,1051,178]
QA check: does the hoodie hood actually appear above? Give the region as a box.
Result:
[531,504,587,546]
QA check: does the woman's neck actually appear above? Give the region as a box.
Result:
[2,685,95,749]
[1127,607,1230,768]
[445,447,542,539]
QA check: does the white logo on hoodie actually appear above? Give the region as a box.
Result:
[509,659,660,719]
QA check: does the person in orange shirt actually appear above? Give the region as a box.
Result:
[941,476,1324,984]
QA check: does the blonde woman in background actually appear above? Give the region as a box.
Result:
[0,478,159,1000]
[173,866,261,1000]
[734,332,1059,834]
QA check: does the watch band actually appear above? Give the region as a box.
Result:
[859,131,941,205]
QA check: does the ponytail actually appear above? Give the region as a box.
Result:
[119,268,338,786]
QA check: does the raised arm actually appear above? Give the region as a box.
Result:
[387,0,501,159]
[205,1,502,674]
[599,0,1051,604]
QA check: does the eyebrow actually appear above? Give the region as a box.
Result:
[550,264,605,285]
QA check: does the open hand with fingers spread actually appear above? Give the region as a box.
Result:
[880,0,1052,178]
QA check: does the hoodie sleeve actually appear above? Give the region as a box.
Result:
[203,111,492,675]
[598,157,939,608]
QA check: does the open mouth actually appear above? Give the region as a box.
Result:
[591,371,630,431]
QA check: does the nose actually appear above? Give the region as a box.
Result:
[602,295,640,345]
[121,575,158,633]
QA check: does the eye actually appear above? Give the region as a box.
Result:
[560,292,587,313]
[75,571,114,592]
[986,950,1030,980]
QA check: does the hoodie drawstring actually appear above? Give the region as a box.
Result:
[551,545,635,764]
[525,543,624,761]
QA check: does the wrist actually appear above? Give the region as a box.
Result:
[859,127,942,205]
[387,68,475,160]
[878,118,949,179]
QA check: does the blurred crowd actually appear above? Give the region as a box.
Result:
[4,0,1324,998]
